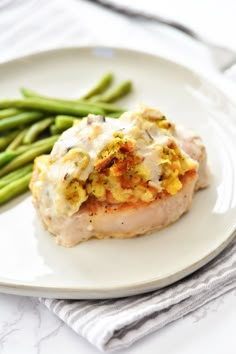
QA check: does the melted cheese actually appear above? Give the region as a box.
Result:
[31,105,198,217]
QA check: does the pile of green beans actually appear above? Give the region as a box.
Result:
[0,72,133,205]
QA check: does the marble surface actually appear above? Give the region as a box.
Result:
[0,290,236,354]
[1,0,236,353]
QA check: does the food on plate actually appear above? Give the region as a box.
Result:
[30,104,209,247]
[0,73,131,205]
[89,80,132,103]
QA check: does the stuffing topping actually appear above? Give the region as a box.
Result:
[31,105,198,217]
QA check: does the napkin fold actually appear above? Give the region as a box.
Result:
[41,238,236,352]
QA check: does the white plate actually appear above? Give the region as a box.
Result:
[0,47,236,299]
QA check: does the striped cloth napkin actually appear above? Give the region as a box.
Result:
[40,239,236,352]
[1,0,236,352]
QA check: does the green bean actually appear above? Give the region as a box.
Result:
[79,100,125,114]
[87,94,100,102]
[80,72,113,99]
[20,87,44,99]
[0,138,57,178]
[0,111,44,133]
[20,88,125,114]
[23,117,54,144]
[108,112,123,118]
[0,98,105,117]
[16,135,59,154]
[51,116,80,135]
[55,116,75,130]
[0,108,23,120]
[50,124,62,135]
[6,128,29,151]
[0,151,19,167]
[0,172,32,205]
[92,80,132,103]
[0,164,33,189]
[55,114,77,121]
[0,130,21,151]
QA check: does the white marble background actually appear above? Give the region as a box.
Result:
[1,0,236,353]
[1,290,236,353]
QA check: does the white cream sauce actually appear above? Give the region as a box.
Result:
[39,106,198,217]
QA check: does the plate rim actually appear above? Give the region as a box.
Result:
[0,229,235,299]
[1,45,236,299]
[1,44,236,106]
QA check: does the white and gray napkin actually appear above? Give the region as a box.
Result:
[41,238,236,352]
